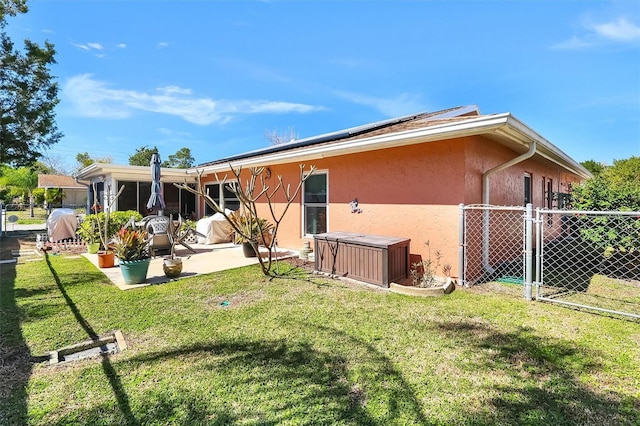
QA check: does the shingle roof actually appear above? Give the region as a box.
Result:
[38,174,85,189]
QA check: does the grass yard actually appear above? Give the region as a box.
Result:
[1,251,639,425]
[3,207,48,224]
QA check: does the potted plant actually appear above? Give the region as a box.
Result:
[162,215,192,278]
[92,182,125,268]
[77,216,101,254]
[111,227,151,284]
[228,211,274,257]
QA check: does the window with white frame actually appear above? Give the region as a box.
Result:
[205,182,240,214]
[303,172,327,235]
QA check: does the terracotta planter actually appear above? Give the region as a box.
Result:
[119,258,151,284]
[163,257,183,278]
[97,251,115,268]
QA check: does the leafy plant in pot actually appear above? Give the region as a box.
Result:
[228,211,274,258]
[77,216,101,254]
[111,227,151,284]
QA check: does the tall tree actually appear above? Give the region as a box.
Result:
[162,147,195,169]
[571,156,640,211]
[129,146,159,166]
[0,163,40,216]
[580,160,605,176]
[265,127,298,145]
[0,2,62,167]
[40,152,70,175]
[75,151,112,172]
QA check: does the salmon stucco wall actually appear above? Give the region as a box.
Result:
[248,140,468,278]
[196,136,584,280]
[464,137,582,207]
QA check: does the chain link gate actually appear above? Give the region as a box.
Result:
[535,209,640,320]
[461,205,533,298]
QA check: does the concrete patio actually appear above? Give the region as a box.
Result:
[82,242,298,290]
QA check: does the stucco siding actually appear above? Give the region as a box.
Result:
[197,136,583,280]
[464,136,582,207]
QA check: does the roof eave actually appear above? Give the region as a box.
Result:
[498,116,592,179]
[190,113,512,174]
[191,113,591,180]
[75,163,196,181]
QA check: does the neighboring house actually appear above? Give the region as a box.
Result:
[74,164,198,218]
[189,105,591,277]
[38,174,87,207]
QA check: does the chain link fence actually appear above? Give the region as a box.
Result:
[462,205,639,319]
[536,209,640,319]
[462,205,527,287]
[1,203,86,235]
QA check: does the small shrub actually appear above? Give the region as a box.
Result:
[410,241,450,288]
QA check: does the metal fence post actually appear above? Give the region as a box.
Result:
[524,203,533,301]
[535,208,542,300]
[458,204,465,286]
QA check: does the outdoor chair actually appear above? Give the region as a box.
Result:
[145,216,172,257]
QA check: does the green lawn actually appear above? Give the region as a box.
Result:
[3,207,48,224]
[1,254,638,425]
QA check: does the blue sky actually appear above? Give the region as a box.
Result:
[6,0,640,171]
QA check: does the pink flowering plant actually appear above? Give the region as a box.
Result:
[111,228,150,261]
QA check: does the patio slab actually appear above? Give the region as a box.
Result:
[82,242,296,290]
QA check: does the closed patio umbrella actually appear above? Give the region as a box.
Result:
[147,153,166,212]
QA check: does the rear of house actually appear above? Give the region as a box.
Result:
[190,105,590,279]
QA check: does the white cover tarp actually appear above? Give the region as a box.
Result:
[47,208,78,242]
[196,210,234,244]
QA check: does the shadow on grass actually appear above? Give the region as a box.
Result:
[434,321,639,425]
[0,245,32,424]
[126,333,425,424]
[50,328,429,425]
[43,253,139,425]
[541,237,602,293]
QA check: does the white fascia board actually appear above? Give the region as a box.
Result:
[75,163,195,181]
[191,112,590,180]
[193,114,512,174]
[501,115,592,179]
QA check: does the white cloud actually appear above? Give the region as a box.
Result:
[551,35,592,50]
[553,16,640,50]
[334,90,427,117]
[117,43,127,49]
[72,43,90,51]
[63,74,324,125]
[593,18,640,42]
[72,42,104,51]
[157,41,171,49]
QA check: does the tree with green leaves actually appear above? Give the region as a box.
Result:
[162,147,195,169]
[0,164,40,216]
[571,156,640,212]
[570,156,640,267]
[0,2,62,167]
[129,146,159,166]
[580,159,605,177]
[75,151,112,172]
